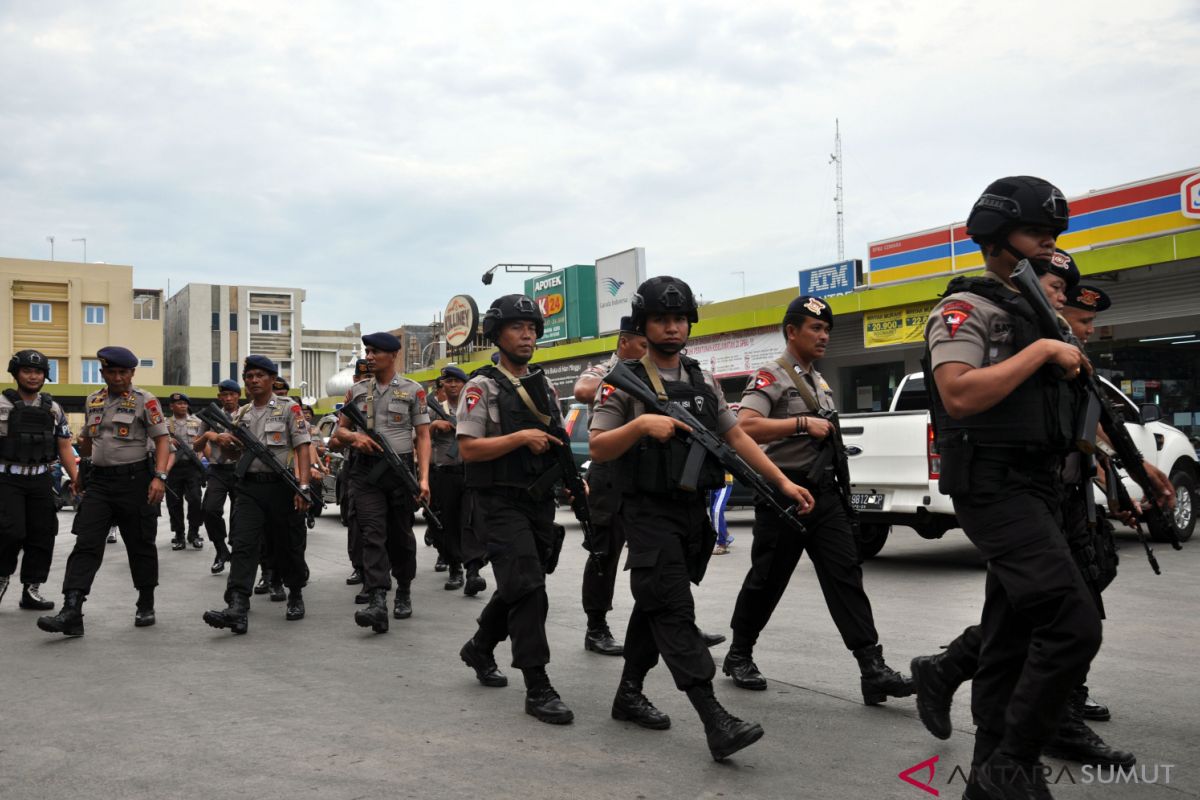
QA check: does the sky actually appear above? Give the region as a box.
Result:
[2,0,1197,333]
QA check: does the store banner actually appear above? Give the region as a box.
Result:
[863,302,937,348]
[685,328,781,379]
[596,248,646,334]
[524,264,598,344]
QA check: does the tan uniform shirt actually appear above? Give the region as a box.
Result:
[456,371,563,440]
[197,415,238,465]
[167,413,203,463]
[229,397,311,473]
[738,350,836,473]
[589,362,737,434]
[578,353,619,414]
[429,396,461,466]
[345,375,430,454]
[82,387,169,467]
[924,272,1018,370]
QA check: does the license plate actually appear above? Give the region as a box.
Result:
[850,493,884,510]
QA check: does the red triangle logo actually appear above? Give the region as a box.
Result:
[898,755,939,796]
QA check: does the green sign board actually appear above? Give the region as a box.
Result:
[524,264,598,344]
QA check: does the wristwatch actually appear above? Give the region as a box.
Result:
[154,471,168,481]
[299,484,310,492]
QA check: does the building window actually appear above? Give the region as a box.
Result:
[133,293,160,320]
[30,302,52,323]
[260,313,280,333]
[212,312,221,331]
[230,362,237,380]
[212,362,221,384]
[84,305,106,325]
[230,313,238,331]
[139,359,155,368]
[82,359,102,384]
[46,359,59,384]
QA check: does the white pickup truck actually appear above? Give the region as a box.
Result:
[842,372,1198,558]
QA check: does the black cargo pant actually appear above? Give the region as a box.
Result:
[64,464,159,594]
[343,475,364,572]
[226,476,307,598]
[0,472,58,584]
[202,465,237,558]
[621,493,716,690]
[951,456,1102,764]
[350,458,417,593]
[730,475,878,652]
[471,489,557,669]
[166,462,204,538]
[430,465,465,569]
[581,468,624,621]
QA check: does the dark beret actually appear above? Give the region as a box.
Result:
[490,352,501,364]
[1046,249,1080,288]
[783,295,834,329]
[168,392,189,404]
[362,331,402,352]
[618,315,641,335]
[97,346,138,369]
[272,376,290,391]
[440,365,469,382]
[217,379,241,393]
[354,358,371,376]
[243,355,279,375]
[1065,284,1111,313]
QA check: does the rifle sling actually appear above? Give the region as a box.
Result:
[774,357,821,413]
[494,364,551,427]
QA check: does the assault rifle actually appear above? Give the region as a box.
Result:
[169,426,213,486]
[339,401,441,529]
[808,408,861,540]
[197,403,324,527]
[1010,260,1181,573]
[603,359,807,537]
[543,415,596,572]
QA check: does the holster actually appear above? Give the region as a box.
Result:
[542,523,567,574]
[936,436,974,497]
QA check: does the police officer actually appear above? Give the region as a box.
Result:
[428,364,469,591]
[918,177,1172,798]
[726,295,914,704]
[1061,282,1111,344]
[572,315,647,655]
[196,379,242,573]
[455,295,576,725]
[341,357,371,589]
[589,277,814,761]
[336,332,431,633]
[0,350,77,611]
[202,355,312,634]
[39,347,170,635]
[165,392,206,551]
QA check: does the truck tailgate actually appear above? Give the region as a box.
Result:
[841,411,931,490]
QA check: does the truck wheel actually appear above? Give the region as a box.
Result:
[1154,469,1196,544]
[857,523,891,559]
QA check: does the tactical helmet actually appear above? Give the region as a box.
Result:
[966,176,1069,244]
[630,276,699,333]
[8,349,50,377]
[481,294,544,341]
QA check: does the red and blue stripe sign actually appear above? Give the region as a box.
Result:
[868,168,1200,286]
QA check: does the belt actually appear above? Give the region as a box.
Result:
[433,463,464,474]
[211,463,237,471]
[0,463,52,476]
[242,472,283,483]
[92,462,151,477]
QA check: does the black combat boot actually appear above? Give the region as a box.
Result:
[203,592,250,634]
[254,570,272,595]
[38,590,85,636]
[346,568,363,585]
[1043,688,1135,767]
[853,643,914,705]
[354,588,389,634]
[522,667,574,725]
[910,651,964,739]
[701,630,727,647]
[463,565,486,596]
[611,670,671,730]
[584,621,624,656]
[393,590,412,619]
[723,645,767,690]
[211,553,227,574]
[971,751,1053,800]
[354,589,370,604]
[134,588,156,627]
[188,530,204,549]
[434,556,448,572]
[1079,685,1111,721]
[444,565,464,591]
[459,638,508,687]
[285,588,305,621]
[0,575,9,605]
[685,682,764,761]
[269,577,286,602]
[20,583,55,611]
[171,534,186,551]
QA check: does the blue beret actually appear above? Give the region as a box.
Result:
[362,331,401,352]
[168,392,189,403]
[783,295,834,329]
[97,346,138,369]
[1047,249,1080,289]
[217,379,241,393]
[243,355,278,375]
[272,376,290,391]
[1065,284,1111,313]
[440,365,469,382]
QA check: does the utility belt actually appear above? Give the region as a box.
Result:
[477,485,553,503]
[210,463,237,472]
[938,437,1062,498]
[621,486,705,502]
[433,463,464,475]
[353,451,414,469]
[0,462,52,476]
[241,471,284,484]
[92,461,151,478]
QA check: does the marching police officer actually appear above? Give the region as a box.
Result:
[456,295,576,725]
[39,347,170,635]
[0,350,77,611]
[203,355,312,634]
[196,379,242,573]
[342,357,371,590]
[336,332,431,633]
[428,364,469,591]
[726,295,914,704]
[572,315,647,655]
[919,177,1168,798]
[588,276,814,761]
[165,392,205,551]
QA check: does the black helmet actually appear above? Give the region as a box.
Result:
[8,349,50,377]
[481,294,544,341]
[966,176,1069,244]
[630,276,699,332]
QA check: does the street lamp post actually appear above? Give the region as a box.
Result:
[46,236,55,261]
[481,263,553,286]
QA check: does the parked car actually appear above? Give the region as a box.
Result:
[841,372,1198,558]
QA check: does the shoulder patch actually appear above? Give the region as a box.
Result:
[598,383,615,405]
[145,398,165,425]
[752,370,777,391]
[464,386,483,413]
[940,300,975,338]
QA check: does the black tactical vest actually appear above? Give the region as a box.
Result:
[618,357,727,494]
[0,389,59,465]
[926,276,1082,452]
[464,366,561,495]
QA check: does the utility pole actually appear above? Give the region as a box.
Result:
[46,235,55,261]
[72,237,87,262]
[829,119,844,262]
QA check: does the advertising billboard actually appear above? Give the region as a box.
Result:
[595,247,646,335]
[523,264,598,344]
[443,295,479,349]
